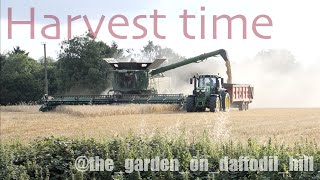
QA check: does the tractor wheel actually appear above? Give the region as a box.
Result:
[209,96,220,112]
[238,101,245,111]
[221,93,231,112]
[186,96,196,112]
[197,107,206,112]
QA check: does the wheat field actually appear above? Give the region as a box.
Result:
[1,105,320,144]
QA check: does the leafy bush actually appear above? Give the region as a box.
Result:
[1,135,319,179]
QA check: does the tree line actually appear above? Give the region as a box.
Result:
[0,34,184,105]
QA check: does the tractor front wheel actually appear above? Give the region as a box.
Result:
[209,96,220,112]
[221,93,231,112]
[186,96,196,112]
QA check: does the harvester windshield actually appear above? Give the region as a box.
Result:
[113,70,148,92]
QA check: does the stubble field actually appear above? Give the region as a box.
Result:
[1,105,319,145]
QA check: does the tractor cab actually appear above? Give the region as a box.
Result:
[190,75,224,95]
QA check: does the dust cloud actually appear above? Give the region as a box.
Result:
[159,58,227,94]
[161,49,320,108]
[225,60,232,84]
[212,112,231,140]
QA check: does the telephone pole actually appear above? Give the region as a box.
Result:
[42,42,48,95]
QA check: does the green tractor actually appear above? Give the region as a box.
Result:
[186,75,230,112]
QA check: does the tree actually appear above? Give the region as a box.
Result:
[57,34,123,94]
[140,41,184,64]
[0,54,6,68]
[0,53,42,104]
[105,41,124,59]
[254,49,299,74]
[36,57,59,95]
[140,41,162,61]
[11,46,29,56]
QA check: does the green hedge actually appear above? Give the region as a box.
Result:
[1,134,320,179]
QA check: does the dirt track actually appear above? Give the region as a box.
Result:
[1,106,319,144]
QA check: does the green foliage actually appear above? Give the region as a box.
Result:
[1,39,186,104]
[0,53,43,104]
[0,45,62,104]
[11,46,29,56]
[37,57,59,95]
[1,135,319,179]
[56,34,122,94]
[140,41,184,64]
[0,36,125,104]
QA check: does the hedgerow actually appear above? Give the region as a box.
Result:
[1,134,319,179]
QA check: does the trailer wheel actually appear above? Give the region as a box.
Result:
[245,102,249,111]
[186,96,196,112]
[238,102,245,111]
[221,93,230,112]
[209,96,220,112]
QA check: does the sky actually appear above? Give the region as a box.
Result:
[1,0,320,63]
[1,0,320,107]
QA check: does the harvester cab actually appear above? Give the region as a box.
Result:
[106,58,166,95]
[186,75,230,112]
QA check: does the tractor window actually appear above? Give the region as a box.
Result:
[198,77,216,88]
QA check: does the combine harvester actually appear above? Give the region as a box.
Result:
[40,49,253,112]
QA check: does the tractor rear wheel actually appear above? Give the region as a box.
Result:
[221,93,231,112]
[186,96,196,112]
[209,96,220,112]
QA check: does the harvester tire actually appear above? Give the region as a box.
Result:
[221,92,230,112]
[209,96,220,112]
[186,96,196,112]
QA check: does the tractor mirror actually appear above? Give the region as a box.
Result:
[221,78,224,85]
[190,78,193,84]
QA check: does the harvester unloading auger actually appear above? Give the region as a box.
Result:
[40,49,232,112]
